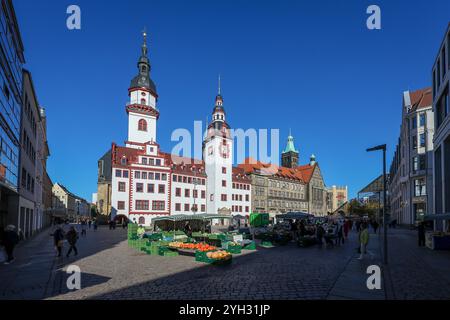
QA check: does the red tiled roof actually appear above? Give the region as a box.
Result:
[238,157,315,183]
[409,87,432,111]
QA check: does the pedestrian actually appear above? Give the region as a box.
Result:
[290,220,298,242]
[66,226,79,257]
[122,219,127,229]
[343,219,350,239]
[337,222,344,245]
[355,220,361,233]
[109,220,113,230]
[418,222,426,247]
[372,220,379,234]
[358,223,374,260]
[316,223,325,248]
[184,222,192,238]
[81,219,87,236]
[2,225,19,264]
[51,226,65,257]
[88,220,92,229]
[93,219,98,231]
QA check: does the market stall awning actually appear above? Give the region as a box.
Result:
[423,213,450,221]
[152,214,232,223]
[276,212,312,220]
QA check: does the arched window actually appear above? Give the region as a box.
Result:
[138,119,147,131]
[141,98,146,105]
[138,216,145,225]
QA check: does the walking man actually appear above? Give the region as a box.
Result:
[2,225,19,264]
[418,222,426,247]
[52,226,65,257]
[66,226,79,257]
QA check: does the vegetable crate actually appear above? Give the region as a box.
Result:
[226,245,242,254]
[243,241,256,250]
[260,241,274,248]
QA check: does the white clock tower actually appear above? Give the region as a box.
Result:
[126,30,159,149]
[203,85,233,215]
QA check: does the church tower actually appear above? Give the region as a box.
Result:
[126,30,159,149]
[203,78,233,215]
[281,131,299,168]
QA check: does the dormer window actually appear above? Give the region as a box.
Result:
[138,119,147,131]
[121,156,127,165]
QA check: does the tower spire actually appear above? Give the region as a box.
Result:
[141,27,148,57]
[218,74,221,95]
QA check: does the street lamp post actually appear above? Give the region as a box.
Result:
[366,144,388,265]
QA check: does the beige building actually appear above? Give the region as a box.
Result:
[52,183,77,219]
[97,149,112,215]
[327,185,348,213]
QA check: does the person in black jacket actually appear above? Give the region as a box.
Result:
[51,226,65,257]
[3,225,19,264]
[66,226,79,257]
[418,222,426,247]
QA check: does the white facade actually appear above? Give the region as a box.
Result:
[109,33,251,226]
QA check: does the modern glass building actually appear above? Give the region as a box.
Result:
[0,0,25,228]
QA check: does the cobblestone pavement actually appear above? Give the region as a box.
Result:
[0,225,449,300]
[385,228,450,300]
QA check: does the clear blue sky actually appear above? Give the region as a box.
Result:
[14,0,450,201]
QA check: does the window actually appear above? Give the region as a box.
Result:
[142,158,148,165]
[135,200,149,210]
[193,190,198,198]
[419,113,426,127]
[141,98,146,105]
[245,194,249,202]
[121,157,127,165]
[185,189,190,197]
[156,159,161,166]
[123,170,129,178]
[142,172,147,179]
[184,204,190,211]
[21,168,26,187]
[118,182,126,192]
[115,169,122,177]
[222,167,226,174]
[138,217,145,224]
[414,179,426,196]
[147,184,154,193]
[175,203,181,211]
[155,173,160,180]
[412,135,417,149]
[161,173,167,181]
[175,188,181,197]
[149,158,155,166]
[201,190,206,199]
[222,180,226,187]
[135,171,141,179]
[420,133,426,147]
[152,201,165,211]
[117,201,125,210]
[245,206,249,212]
[148,172,154,180]
[138,119,147,131]
[173,175,177,182]
[411,116,417,130]
[158,184,165,194]
[136,183,144,192]
[221,194,227,201]
[201,205,206,212]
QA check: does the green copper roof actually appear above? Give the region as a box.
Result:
[283,135,298,154]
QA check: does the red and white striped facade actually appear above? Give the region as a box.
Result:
[110,35,251,226]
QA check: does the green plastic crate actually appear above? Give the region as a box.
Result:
[244,241,256,250]
[226,245,242,254]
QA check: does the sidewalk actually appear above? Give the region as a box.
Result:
[327,231,386,300]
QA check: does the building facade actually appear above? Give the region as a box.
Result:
[108,32,251,226]
[0,0,25,231]
[239,135,327,217]
[327,185,348,213]
[97,149,112,215]
[432,23,450,231]
[389,87,434,226]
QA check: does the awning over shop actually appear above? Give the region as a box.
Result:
[276,212,313,220]
[423,213,450,221]
[152,214,233,223]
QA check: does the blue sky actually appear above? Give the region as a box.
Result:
[14,0,450,201]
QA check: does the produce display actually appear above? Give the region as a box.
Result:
[206,250,232,260]
[168,242,216,252]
